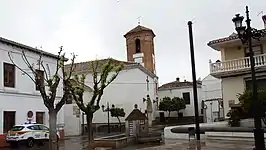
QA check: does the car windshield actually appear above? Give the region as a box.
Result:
[9,126,24,131]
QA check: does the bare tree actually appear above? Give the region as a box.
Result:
[8,46,76,150]
[70,59,123,149]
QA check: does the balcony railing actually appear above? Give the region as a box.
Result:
[210,53,266,74]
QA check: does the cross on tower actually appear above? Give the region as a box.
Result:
[137,16,142,25]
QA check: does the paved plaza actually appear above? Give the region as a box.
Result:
[0,136,257,150]
[137,139,255,150]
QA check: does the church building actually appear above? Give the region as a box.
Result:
[64,24,159,136]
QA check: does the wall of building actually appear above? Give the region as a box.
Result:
[221,40,266,61]
[0,42,64,134]
[64,89,92,136]
[222,46,244,61]
[222,76,245,118]
[86,68,157,124]
[202,75,222,123]
[158,86,202,117]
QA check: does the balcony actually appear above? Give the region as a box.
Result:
[210,53,266,78]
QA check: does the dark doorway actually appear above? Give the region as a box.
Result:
[36,112,45,124]
[3,111,16,133]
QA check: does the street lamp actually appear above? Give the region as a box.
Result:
[102,102,115,133]
[188,21,201,141]
[232,6,266,150]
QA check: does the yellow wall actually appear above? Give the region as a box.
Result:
[222,76,245,117]
[221,46,245,61]
[220,41,266,61]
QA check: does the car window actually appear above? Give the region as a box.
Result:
[27,125,40,130]
[9,126,24,131]
[38,125,49,130]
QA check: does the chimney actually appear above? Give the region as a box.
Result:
[134,104,138,109]
[176,77,180,82]
[263,15,266,29]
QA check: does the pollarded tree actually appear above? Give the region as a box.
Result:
[159,96,186,118]
[8,46,76,150]
[70,58,123,149]
[172,97,186,114]
[159,97,174,117]
[109,105,126,132]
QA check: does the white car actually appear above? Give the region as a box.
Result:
[6,123,60,148]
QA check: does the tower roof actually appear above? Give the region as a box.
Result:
[124,25,155,37]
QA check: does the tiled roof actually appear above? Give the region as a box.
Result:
[207,33,239,46]
[0,37,59,59]
[65,58,157,78]
[207,29,266,46]
[124,25,155,37]
[158,80,202,91]
[125,109,148,121]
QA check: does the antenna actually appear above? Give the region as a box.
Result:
[191,17,196,24]
[257,11,263,16]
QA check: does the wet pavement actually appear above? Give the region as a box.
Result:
[138,139,256,150]
[1,136,257,150]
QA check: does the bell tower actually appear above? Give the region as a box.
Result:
[124,25,156,74]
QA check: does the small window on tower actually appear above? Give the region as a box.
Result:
[135,39,141,53]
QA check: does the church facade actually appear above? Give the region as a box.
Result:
[64,24,159,136]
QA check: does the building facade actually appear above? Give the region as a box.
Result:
[64,24,159,136]
[201,74,223,123]
[158,77,203,118]
[0,37,65,146]
[207,16,266,117]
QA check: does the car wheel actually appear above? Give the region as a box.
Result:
[26,138,34,148]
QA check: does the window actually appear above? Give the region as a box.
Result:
[4,63,15,88]
[245,45,262,57]
[246,78,266,90]
[9,126,24,131]
[35,70,44,91]
[38,125,49,131]
[135,39,141,53]
[65,94,73,104]
[36,112,44,124]
[27,125,40,130]
[182,92,190,104]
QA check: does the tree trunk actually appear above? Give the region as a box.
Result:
[117,117,121,132]
[48,110,58,150]
[86,113,94,150]
[168,111,171,122]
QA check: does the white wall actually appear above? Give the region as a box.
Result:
[222,76,245,118]
[202,74,222,123]
[158,87,202,117]
[84,68,157,124]
[0,42,64,134]
[64,104,81,136]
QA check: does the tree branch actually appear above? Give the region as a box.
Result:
[8,51,36,83]
[41,61,49,81]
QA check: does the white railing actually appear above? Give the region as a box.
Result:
[210,54,266,73]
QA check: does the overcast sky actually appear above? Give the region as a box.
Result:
[1,0,266,85]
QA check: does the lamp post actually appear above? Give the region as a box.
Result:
[232,6,266,150]
[188,21,201,141]
[102,102,114,133]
